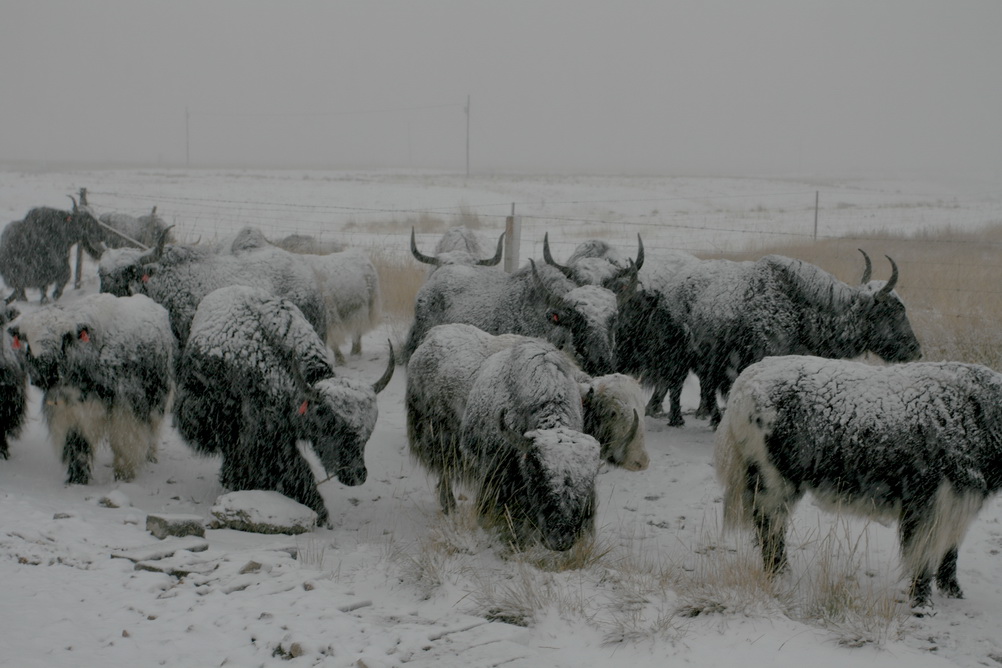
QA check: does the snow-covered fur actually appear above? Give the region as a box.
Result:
[410,227,505,273]
[407,324,648,513]
[99,208,172,249]
[98,233,327,346]
[670,253,921,426]
[404,259,629,377]
[581,373,647,472]
[459,340,602,551]
[8,294,175,483]
[215,227,381,363]
[0,306,27,459]
[546,235,703,425]
[715,355,1002,607]
[272,233,344,255]
[0,205,106,304]
[544,234,646,295]
[173,285,393,525]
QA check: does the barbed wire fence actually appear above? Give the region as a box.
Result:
[82,185,1002,322]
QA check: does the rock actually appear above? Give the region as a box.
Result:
[111,535,209,563]
[209,491,318,535]
[146,513,206,540]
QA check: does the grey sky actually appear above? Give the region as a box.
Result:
[2,1,1000,177]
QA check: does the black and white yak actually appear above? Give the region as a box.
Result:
[0,202,107,304]
[173,285,394,525]
[8,293,175,483]
[410,227,505,273]
[406,323,646,513]
[459,340,603,551]
[543,234,701,425]
[404,258,635,377]
[98,229,327,347]
[0,306,27,460]
[715,355,1002,608]
[666,251,921,427]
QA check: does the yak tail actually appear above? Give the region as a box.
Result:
[712,389,764,532]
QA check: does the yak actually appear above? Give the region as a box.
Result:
[9,293,175,483]
[173,285,394,525]
[0,202,106,304]
[716,355,1002,608]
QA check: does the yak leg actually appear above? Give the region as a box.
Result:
[745,462,792,575]
[350,334,362,356]
[900,505,935,608]
[936,546,964,599]
[0,437,9,460]
[645,383,669,418]
[332,347,347,366]
[276,449,329,526]
[62,430,92,485]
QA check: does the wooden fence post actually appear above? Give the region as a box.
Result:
[74,187,88,289]
[504,203,520,273]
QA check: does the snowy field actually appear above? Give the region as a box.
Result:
[1,167,1002,667]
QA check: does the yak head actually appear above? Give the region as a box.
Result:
[512,426,601,552]
[581,374,648,471]
[292,349,394,487]
[98,225,173,297]
[543,233,644,295]
[531,259,635,377]
[410,227,505,271]
[857,251,922,363]
[7,307,92,391]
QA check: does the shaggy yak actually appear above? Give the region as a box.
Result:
[173,285,393,525]
[716,355,1002,608]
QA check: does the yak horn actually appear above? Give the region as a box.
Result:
[139,225,174,265]
[620,409,641,451]
[542,233,575,280]
[409,228,441,266]
[476,231,505,266]
[371,341,395,394]
[875,255,899,301]
[858,249,872,284]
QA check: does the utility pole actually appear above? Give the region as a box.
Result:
[185,106,190,167]
[465,95,470,177]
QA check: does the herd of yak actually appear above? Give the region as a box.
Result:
[1,196,1000,609]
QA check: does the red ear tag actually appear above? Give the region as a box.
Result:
[12,336,20,350]
[298,400,309,415]
[551,314,559,323]
[142,274,150,283]
[79,329,90,343]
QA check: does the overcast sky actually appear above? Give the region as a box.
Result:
[2,2,1000,178]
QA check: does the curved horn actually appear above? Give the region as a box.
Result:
[138,225,174,265]
[476,231,505,266]
[875,255,899,301]
[530,258,563,308]
[857,249,872,284]
[542,233,575,280]
[632,234,645,272]
[619,409,641,452]
[371,341,396,394]
[67,195,78,211]
[409,227,441,266]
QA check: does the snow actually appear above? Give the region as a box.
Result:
[1,167,1001,667]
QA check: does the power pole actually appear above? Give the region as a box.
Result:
[465,95,470,177]
[185,106,190,166]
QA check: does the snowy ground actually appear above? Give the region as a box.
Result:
[1,167,1001,667]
